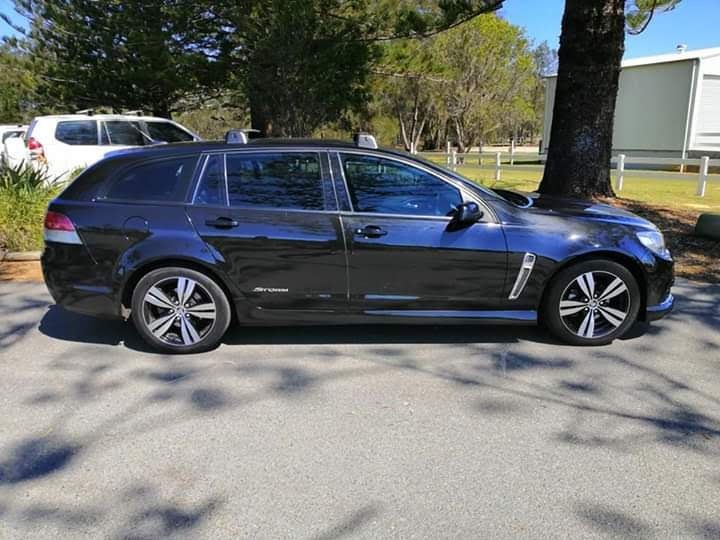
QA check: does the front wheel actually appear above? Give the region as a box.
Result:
[542,260,641,346]
[131,267,231,353]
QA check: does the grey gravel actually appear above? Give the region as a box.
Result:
[0,279,719,539]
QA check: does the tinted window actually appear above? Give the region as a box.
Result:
[340,154,462,216]
[226,152,324,210]
[55,121,98,145]
[194,155,225,205]
[102,121,147,146]
[145,121,194,142]
[104,156,196,202]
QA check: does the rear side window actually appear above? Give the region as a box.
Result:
[55,121,98,145]
[225,152,324,211]
[101,121,147,146]
[145,121,194,142]
[103,156,197,202]
[194,155,226,205]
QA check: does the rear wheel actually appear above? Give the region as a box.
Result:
[542,260,640,346]
[131,267,231,353]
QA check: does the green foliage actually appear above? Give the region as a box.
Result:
[0,159,61,192]
[0,44,37,122]
[239,0,376,137]
[372,14,540,151]
[0,185,56,251]
[626,0,683,33]
[174,102,250,140]
[0,161,60,251]
[3,0,507,134]
[9,0,225,116]
[0,159,84,251]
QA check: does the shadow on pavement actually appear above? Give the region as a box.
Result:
[37,303,655,351]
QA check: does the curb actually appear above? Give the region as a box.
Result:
[0,251,42,262]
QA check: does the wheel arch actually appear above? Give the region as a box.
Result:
[121,258,238,317]
[539,250,648,320]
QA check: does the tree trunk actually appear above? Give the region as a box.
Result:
[538,0,625,199]
[248,89,273,137]
[152,104,172,119]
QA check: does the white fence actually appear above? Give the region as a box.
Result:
[418,149,720,197]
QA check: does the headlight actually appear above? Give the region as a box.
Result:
[637,230,669,257]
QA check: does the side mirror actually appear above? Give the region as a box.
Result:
[448,201,484,231]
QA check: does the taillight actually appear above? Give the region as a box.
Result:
[44,211,82,245]
[45,211,75,231]
[27,137,42,150]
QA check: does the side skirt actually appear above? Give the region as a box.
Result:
[238,307,538,326]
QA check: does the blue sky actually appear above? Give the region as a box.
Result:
[500,0,720,59]
[1,0,719,60]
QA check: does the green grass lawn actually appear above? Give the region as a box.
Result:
[421,156,720,212]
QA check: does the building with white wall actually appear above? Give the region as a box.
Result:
[541,47,720,159]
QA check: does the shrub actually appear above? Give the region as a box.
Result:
[0,187,58,251]
[0,160,65,252]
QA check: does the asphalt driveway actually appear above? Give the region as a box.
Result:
[0,279,719,539]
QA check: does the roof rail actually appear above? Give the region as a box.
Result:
[76,109,95,116]
[225,128,260,144]
[123,110,143,116]
[354,132,378,150]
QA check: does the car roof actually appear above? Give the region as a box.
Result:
[32,114,181,122]
[100,138,412,162]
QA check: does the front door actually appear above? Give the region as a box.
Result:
[187,150,347,313]
[334,152,507,311]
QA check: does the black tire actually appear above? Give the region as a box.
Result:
[131,267,231,353]
[541,259,640,346]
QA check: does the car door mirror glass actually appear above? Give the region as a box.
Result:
[448,202,483,230]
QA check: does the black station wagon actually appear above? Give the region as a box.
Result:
[41,133,674,353]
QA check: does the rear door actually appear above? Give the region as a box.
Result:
[334,151,507,311]
[186,150,348,312]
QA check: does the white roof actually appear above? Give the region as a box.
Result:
[621,47,720,68]
[32,114,174,122]
[546,47,720,78]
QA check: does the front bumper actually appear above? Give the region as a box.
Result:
[646,292,674,322]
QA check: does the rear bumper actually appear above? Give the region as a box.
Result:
[646,293,674,322]
[42,242,122,319]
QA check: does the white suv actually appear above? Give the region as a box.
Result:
[18,113,200,179]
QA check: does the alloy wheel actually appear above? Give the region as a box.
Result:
[142,277,217,347]
[558,270,631,340]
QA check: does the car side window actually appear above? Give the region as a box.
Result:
[101,121,147,146]
[103,156,197,202]
[225,152,325,211]
[145,121,194,142]
[340,154,462,217]
[55,121,98,145]
[194,155,226,206]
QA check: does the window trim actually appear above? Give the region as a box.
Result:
[335,150,496,222]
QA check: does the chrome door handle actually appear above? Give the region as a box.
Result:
[205,217,239,229]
